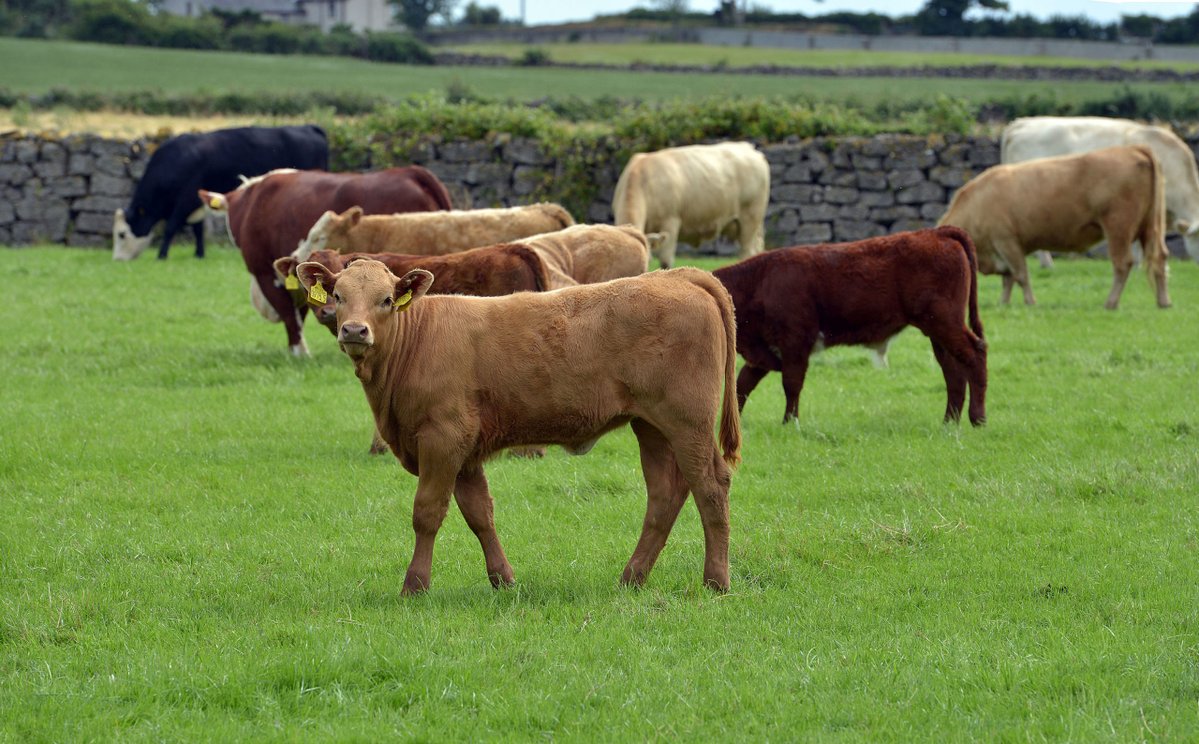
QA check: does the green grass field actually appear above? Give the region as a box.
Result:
[2,245,1197,740]
[2,37,1196,109]
[446,40,1199,72]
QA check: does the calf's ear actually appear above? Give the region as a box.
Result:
[296,261,339,297]
[273,256,298,283]
[345,206,365,226]
[394,269,435,310]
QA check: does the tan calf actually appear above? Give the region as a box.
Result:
[295,259,741,594]
[521,224,651,288]
[297,202,575,259]
[939,145,1170,309]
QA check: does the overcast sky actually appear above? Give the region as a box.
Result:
[492,1,1198,27]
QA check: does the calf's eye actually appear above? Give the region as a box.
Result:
[333,292,342,303]
[382,297,393,309]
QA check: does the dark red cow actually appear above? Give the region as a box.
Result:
[712,226,987,426]
[201,167,452,355]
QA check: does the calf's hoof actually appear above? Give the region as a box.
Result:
[970,415,987,427]
[488,566,516,588]
[619,565,649,588]
[368,440,389,456]
[703,572,731,593]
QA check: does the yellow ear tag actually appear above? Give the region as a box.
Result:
[394,290,413,313]
[209,195,222,209]
[308,281,328,307]
[284,274,300,291]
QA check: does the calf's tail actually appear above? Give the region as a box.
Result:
[938,225,986,349]
[687,271,742,468]
[1141,147,1170,295]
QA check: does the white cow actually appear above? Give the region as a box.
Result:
[613,142,770,269]
[1002,116,1199,265]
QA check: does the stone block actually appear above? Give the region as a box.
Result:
[884,141,937,170]
[90,172,130,197]
[970,143,1000,167]
[838,204,870,220]
[504,137,551,166]
[768,209,799,233]
[93,154,129,178]
[90,139,133,161]
[921,202,949,220]
[892,219,932,233]
[440,140,495,163]
[887,168,924,190]
[68,152,95,176]
[869,205,920,222]
[856,171,888,191]
[833,219,885,242]
[930,165,973,188]
[772,184,821,204]
[14,140,38,164]
[48,176,87,198]
[803,148,831,173]
[74,211,115,234]
[858,191,895,208]
[799,203,839,222]
[427,163,470,186]
[466,162,509,187]
[792,222,833,244]
[823,185,859,205]
[0,200,13,225]
[817,170,857,187]
[851,154,881,170]
[781,164,811,183]
[67,231,107,247]
[761,143,802,165]
[73,195,126,213]
[895,181,945,205]
[128,156,148,180]
[0,163,33,186]
[587,202,612,223]
[0,226,9,244]
[939,143,971,166]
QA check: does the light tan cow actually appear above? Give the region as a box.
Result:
[295,202,575,259]
[520,224,651,289]
[939,145,1171,310]
[613,141,770,269]
[294,259,741,595]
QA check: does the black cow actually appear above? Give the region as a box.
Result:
[112,125,328,261]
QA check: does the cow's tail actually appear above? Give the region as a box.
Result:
[1139,146,1170,295]
[510,244,552,292]
[938,225,986,350]
[412,166,454,211]
[686,270,742,469]
[612,158,647,233]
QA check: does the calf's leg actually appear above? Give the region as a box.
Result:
[454,466,515,588]
[191,221,205,259]
[1104,238,1135,310]
[780,352,814,425]
[930,340,967,423]
[655,219,681,270]
[402,459,459,595]
[665,427,731,592]
[922,316,987,427]
[622,420,691,588]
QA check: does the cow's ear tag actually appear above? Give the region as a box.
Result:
[394,290,413,312]
[284,274,300,291]
[209,195,222,209]
[308,281,328,307]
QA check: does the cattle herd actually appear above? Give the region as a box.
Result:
[108,117,1199,594]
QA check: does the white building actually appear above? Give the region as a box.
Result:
[158,0,399,33]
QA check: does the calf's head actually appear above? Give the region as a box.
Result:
[275,251,348,331]
[111,209,153,261]
[295,259,434,359]
[296,206,363,259]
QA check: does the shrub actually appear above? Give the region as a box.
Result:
[517,48,550,66]
[67,0,156,45]
[364,31,434,64]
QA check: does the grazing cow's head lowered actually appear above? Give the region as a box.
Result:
[295,259,434,358]
[112,209,154,261]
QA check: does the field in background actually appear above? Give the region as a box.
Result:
[2,246,1197,739]
[444,40,1199,71]
[3,38,1198,112]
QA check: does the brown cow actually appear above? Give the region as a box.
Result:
[200,167,452,355]
[938,145,1171,309]
[713,226,987,426]
[296,203,575,258]
[273,244,550,334]
[294,259,741,594]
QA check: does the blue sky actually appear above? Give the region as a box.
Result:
[494,1,1197,27]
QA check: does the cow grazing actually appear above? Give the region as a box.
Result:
[939,145,1171,310]
[201,166,452,355]
[113,125,328,261]
[713,227,987,427]
[294,259,741,594]
[273,244,550,334]
[613,141,770,269]
[1002,116,1199,265]
[296,203,575,259]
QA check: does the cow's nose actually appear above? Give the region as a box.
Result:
[340,323,369,342]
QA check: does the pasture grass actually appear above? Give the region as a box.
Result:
[2,37,1197,110]
[2,245,1199,740]
[446,40,1199,71]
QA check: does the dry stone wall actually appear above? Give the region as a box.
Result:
[2,130,1193,257]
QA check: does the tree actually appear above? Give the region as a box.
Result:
[914,0,1009,36]
[390,0,456,31]
[459,1,501,25]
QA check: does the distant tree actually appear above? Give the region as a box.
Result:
[915,0,1009,36]
[1121,14,1157,39]
[459,1,501,25]
[654,0,689,18]
[390,0,457,31]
